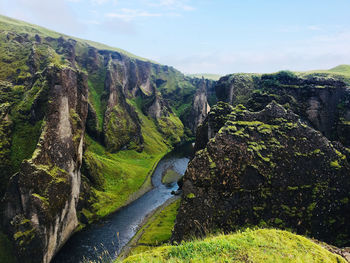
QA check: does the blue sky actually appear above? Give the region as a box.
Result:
[1,0,350,74]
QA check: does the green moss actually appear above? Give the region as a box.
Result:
[274,218,283,225]
[307,202,317,213]
[10,120,43,172]
[340,197,349,204]
[330,160,342,170]
[13,227,35,247]
[121,229,346,263]
[157,113,184,145]
[32,193,49,206]
[104,104,140,152]
[87,68,107,131]
[187,193,195,199]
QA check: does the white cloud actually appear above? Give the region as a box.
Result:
[106,8,162,21]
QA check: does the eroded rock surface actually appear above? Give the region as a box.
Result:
[215,72,350,146]
[173,102,350,247]
[3,67,88,263]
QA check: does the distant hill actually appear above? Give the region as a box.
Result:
[329,64,350,74]
[298,64,350,80]
[188,73,222,81]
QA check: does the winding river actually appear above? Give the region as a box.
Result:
[52,143,193,263]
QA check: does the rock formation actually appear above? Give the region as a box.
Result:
[215,71,350,146]
[173,101,350,247]
[3,67,88,263]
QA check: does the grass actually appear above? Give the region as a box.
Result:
[121,229,347,263]
[122,198,181,257]
[87,68,107,131]
[329,64,350,74]
[0,14,152,63]
[10,120,43,172]
[162,169,182,184]
[84,100,171,219]
[0,232,16,263]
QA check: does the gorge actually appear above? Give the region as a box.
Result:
[1,14,350,263]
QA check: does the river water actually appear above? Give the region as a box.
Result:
[52,143,193,263]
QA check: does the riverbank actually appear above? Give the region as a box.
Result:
[118,196,181,261]
[52,144,191,263]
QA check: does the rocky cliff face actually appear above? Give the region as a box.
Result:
[0,16,213,262]
[185,78,211,133]
[3,67,88,263]
[173,102,350,247]
[215,71,350,146]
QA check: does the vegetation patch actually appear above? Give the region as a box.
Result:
[83,100,171,220]
[162,169,182,185]
[125,199,181,257]
[121,229,346,263]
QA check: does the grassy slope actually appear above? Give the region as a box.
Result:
[83,99,171,219]
[329,64,350,74]
[0,15,152,62]
[122,229,346,263]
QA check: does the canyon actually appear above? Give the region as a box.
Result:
[1,14,350,263]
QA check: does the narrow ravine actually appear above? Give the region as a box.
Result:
[52,143,193,263]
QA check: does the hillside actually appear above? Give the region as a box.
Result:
[0,15,215,263]
[122,229,347,263]
[329,64,350,74]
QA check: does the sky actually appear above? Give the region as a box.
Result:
[1,0,350,75]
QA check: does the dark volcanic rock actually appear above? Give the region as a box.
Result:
[215,72,350,146]
[2,66,89,263]
[172,102,350,247]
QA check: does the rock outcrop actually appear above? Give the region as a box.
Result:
[215,71,350,146]
[173,102,350,247]
[3,67,88,263]
[187,78,211,133]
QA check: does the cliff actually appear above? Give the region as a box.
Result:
[215,71,350,146]
[173,101,350,247]
[0,15,213,262]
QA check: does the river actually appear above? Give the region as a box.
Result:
[52,143,193,263]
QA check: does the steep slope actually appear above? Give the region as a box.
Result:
[0,15,214,263]
[122,229,347,263]
[173,102,350,247]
